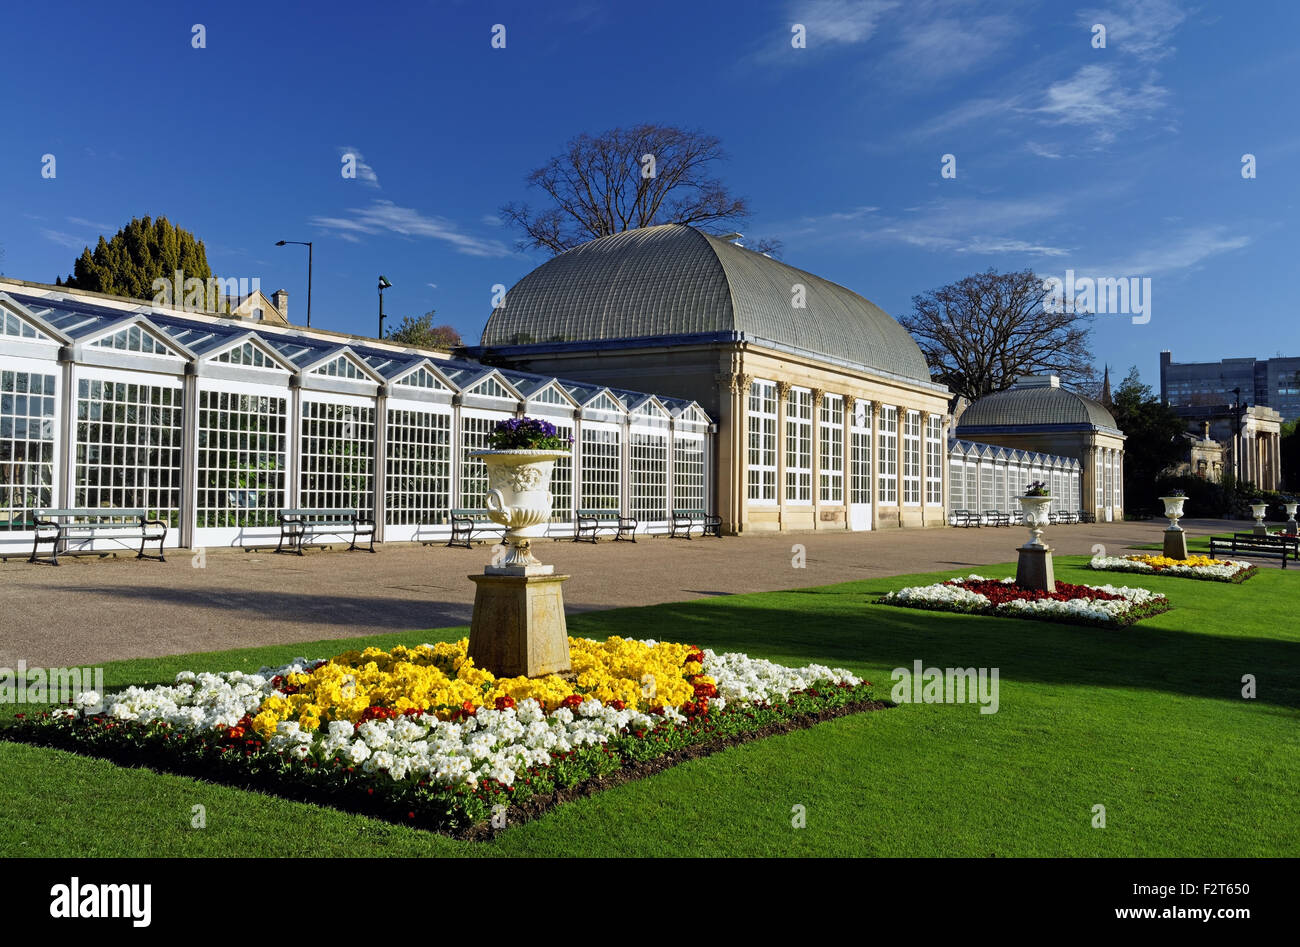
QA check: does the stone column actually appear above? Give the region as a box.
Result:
[810,388,824,528]
[896,407,906,528]
[868,400,879,531]
[919,410,930,526]
[721,371,752,534]
[775,381,791,524]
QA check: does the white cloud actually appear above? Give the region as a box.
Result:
[1026,141,1064,159]
[338,146,380,188]
[309,200,511,257]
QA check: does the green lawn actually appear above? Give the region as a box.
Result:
[3,555,1297,857]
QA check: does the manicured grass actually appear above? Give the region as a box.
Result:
[1130,536,1215,553]
[3,556,1298,857]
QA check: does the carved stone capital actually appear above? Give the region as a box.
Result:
[810,387,825,408]
[729,372,754,395]
[775,380,793,398]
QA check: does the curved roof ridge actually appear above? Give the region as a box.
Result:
[481,224,931,382]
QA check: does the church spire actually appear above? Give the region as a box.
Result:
[1101,365,1113,407]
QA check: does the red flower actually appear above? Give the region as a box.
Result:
[494,696,516,711]
[561,695,584,710]
[608,700,626,711]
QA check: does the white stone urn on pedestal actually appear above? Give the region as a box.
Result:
[1159,495,1187,532]
[1018,495,1052,549]
[472,449,569,573]
[1249,501,1269,530]
[1283,500,1299,534]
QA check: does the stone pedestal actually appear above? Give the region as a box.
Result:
[1254,525,1269,536]
[1163,529,1189,560]
[1287,518,1298,535]
[467,573,572,678]
[1015,545,1056,592]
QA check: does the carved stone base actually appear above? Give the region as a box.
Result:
[1015,545,1056,593]
[1163,529,1189,560]
[467,573,573,679]
[1254,525,1269,536]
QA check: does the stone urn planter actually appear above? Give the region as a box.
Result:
[1159,495,1187,530]
[1249,501,1269,535]
[1284,500,1299,534]
[1017,495,1052,549]
[466,447,573,679]
[472,448,570,570]
[1014,493,1055,592]
[1159,494,1189,559]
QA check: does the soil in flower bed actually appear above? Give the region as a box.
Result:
[3,686,886,840]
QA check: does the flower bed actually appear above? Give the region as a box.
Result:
[3,637,880,836]
[1089,554,1257,584]
[878,574,1170,627]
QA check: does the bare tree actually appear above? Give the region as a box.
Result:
[900,268,1097,403]
[500,124,780,256]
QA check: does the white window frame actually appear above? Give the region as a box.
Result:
[747,379,778,505]
[878,405,898,505]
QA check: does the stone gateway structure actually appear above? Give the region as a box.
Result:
[474,224,955,533]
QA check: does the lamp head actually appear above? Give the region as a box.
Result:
[275,240,287,246]
[378,275,392,290]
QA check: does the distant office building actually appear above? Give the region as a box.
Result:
[1160,351,1300,422]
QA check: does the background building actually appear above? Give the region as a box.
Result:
[1161,350,1300,422]
[954,375,1125,521]
[1169,404,1282,490]
[0,278,713,554]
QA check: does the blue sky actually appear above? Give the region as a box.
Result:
[2,0,1296,388]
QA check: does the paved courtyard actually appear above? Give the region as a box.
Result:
[0,518,1273,667]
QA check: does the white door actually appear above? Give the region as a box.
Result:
[849,403,872,530]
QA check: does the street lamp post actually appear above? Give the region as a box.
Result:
[274,240,313,327]
[378,275,392,338]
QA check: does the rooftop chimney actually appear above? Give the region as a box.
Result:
[271,289,288,320]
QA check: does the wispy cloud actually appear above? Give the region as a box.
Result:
[66,216,113,233]
[778,197,1073,258]
[1026,141,1064,159]
[879,11,1021,84]
[309,200,511,257]
[1076,0,1188,62]
[1028,64,1170,142]
[41,229,90,250]
[797,0,898,45]
[1088,226,1251,276]
[338,146,380,188]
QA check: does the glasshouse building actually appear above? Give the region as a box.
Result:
[0,278,714,555]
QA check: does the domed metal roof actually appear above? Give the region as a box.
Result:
[479,224,932,383]
[957,377,1121,434]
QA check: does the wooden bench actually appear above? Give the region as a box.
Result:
[574,509,637,543]
[986,510,1011,527]
[1078,511,1096,524]
[951,509,981,528]
[1209,532,1298,569]
[30,508,168,566]
[446,509,504,548]
[670,509,722,539]
[277,508,375,555]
